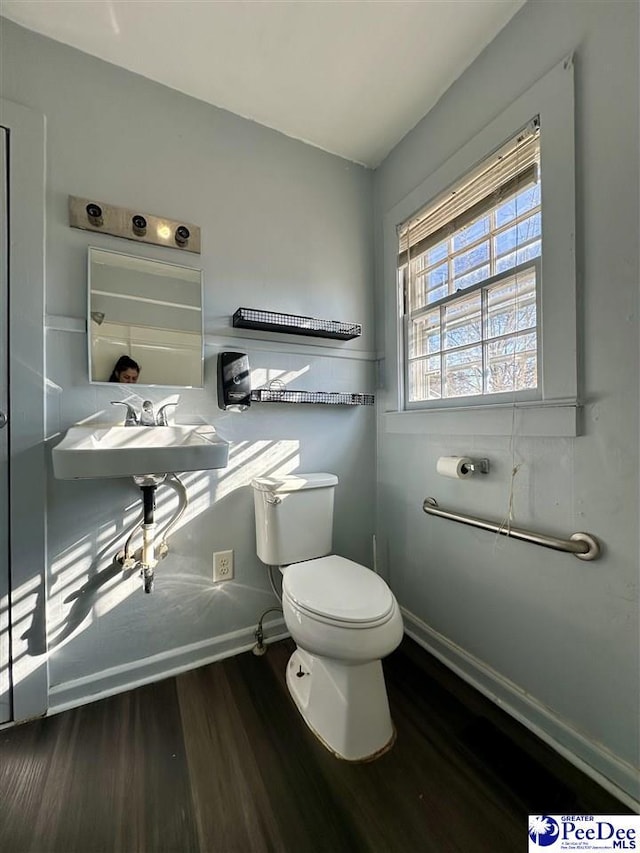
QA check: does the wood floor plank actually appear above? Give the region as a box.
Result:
[0,637,632,853]
[1,678,199,853]
[0,713,59,848]
[176,662,283,853]
[392,638,629,815]
[228,644,370,853]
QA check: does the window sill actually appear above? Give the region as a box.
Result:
[382,400,579,437]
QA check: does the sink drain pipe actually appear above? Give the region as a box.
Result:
[120,473,187,593]
[140,484,157,593]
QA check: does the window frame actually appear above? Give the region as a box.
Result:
[382,55,577,436]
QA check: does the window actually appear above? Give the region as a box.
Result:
[398,121,542,407]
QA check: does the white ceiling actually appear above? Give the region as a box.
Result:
[1,0,525,167]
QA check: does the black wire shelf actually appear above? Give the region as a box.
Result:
[250,390,374,406]
[233,308,362,340]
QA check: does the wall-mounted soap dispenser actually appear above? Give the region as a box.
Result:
[217,352,251,411]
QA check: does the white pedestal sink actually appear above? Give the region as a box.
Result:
[52,424,229,480]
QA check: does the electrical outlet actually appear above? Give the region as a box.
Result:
[213,549,234,583]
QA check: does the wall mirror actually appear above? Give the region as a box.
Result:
[88,247,204,388]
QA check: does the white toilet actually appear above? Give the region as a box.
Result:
[251,473,403,761]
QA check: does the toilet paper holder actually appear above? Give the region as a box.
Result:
[463,458,490,475]
[437,456,491,477]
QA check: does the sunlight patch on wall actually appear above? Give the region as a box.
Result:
[4,575,40,630]
[215,439,300,502]
[250,365,310,388]
[6,575,45,685]
[93,568,139,619]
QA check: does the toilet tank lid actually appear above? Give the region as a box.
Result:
[251,473,338,493]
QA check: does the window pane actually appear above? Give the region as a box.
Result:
[409,356,441,401]
[495,184,541,228]
[495,212,541,258]
[453,216,490,252]
[409,263,449,312]
[443,293,481,350]
[426,263,449,301]
[412,262,448,310]
[443,346,483,397]
[485,332,537,393]
[453,264,490,292]
[427,241,448,266]
[495,240,541,274]
[408,310,440,358]
[453,241,489,280]
[426,283,448,304]
[486,268,536,337]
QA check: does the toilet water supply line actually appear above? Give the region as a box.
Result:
[251,567,284,656]
[253,607,283,656]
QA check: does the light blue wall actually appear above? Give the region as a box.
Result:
[0,19,375,706]
[1,0,638,805]
[373,0,639,801]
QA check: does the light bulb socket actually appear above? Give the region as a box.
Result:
[131,214,147,236]
[175,225,190,246]
[86,203,103,227]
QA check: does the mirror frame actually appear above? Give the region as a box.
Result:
[87,247,204,389]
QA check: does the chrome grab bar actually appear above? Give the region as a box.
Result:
[422,497,601,561]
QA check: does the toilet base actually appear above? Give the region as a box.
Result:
[286,648,396,762]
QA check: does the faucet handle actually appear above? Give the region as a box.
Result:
[156,402,177,426]
[111,401,139,426]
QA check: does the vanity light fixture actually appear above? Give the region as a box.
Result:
[69,196,201,253]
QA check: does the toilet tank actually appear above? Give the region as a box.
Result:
[251,473,338,566]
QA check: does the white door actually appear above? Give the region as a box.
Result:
[0,127,11,723]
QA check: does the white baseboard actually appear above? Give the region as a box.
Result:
[48,619,289,716]
[401,608,640,812]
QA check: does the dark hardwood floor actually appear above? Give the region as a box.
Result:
[0,637,632,852]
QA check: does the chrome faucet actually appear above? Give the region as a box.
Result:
[111,400,177,426]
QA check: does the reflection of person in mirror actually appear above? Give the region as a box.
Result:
[109,355,140,383]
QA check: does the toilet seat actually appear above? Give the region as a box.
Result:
[282,555,395,628]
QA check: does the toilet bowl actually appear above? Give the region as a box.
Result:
[282,555,402,661]
[251,474,404,761]
[281,556,403,761]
